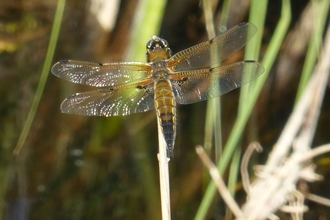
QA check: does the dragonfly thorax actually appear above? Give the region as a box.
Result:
[151,60,171,81]
[152,69,170,80]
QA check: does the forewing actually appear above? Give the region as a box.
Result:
[168,23,257,71]
[51,60,151,87]
[60,79,155,116]
[171,61,264,104]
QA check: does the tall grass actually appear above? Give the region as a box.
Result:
[14,0,67,154]
[9,0,330,219]
[195,0,291,219]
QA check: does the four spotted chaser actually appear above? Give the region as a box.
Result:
[51,22,264,157]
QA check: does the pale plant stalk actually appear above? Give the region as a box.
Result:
[241,24,330,219]
[196,24,330,220]
[157,120,171,220]
[240,142,263,194]
[198,142,330,219]
[196,146,243,219]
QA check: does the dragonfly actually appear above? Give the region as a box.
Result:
[52,22,264,157]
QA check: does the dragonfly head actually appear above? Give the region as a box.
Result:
[146,36,172,62]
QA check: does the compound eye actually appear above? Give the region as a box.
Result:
[160,39,168,48]
[146,39,154,49]
[146,36,169,51]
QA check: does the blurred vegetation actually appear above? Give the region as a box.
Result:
[1,0,330,219]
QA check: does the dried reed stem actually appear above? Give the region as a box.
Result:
[157,119,171,220]
[241,24,330,219]
[196,146,244,219]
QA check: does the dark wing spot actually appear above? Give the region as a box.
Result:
[98,63,103,66]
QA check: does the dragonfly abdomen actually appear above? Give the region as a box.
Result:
[154,80,177,157]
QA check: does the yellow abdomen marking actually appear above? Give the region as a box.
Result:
[154,80,176,157]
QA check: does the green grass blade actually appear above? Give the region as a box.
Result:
[295,0,330,102]
[195,0,292,219]
[125,0,167,62]
[225,147,241,219]
[14,0,66,154]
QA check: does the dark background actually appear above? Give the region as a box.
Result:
[1,0,330,219]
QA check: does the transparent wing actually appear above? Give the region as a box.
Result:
[168,23,257,71]
[171,61,264,104]
[60,79,155,116]
[51,60,151,87]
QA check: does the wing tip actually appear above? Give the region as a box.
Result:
[245,60,265,77]
[51,60,70,76]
